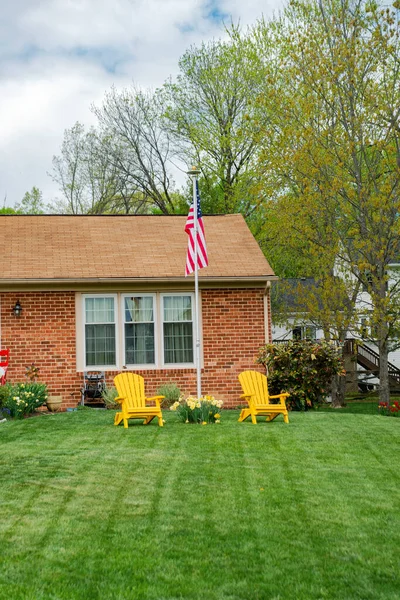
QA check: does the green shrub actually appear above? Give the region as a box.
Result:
[4,382,48,419]
[0,384,10,409]
[157,382,181,408]
[256,340,345,411]
[0,385,11,419]
[101,386,120,410]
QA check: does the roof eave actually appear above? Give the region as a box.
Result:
[0,274,278,292]
[0,275,277,283]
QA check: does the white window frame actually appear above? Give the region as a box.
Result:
[121,293,157,369]
[78,292,197,371]
[161,293,195,368]
[82,294,118,370]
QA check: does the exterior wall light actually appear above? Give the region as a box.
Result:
[12,301,22,317]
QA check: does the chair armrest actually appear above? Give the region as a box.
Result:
[240,392,255,406]
[269,393,290,405]
[145,395,165,407]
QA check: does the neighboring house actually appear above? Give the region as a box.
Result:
[0,215,276,409]
[272,277,400,391]
[271,278,323,342]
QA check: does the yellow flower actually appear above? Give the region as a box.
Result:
[202,421,207,425]
[214,413,220,419]
[215,419,220,424]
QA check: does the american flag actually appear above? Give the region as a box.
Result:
[185,181,208,276]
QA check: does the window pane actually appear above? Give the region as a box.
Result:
[125,297,154,323]
[124,296,155,364]
[304,326,317,340]
[125,323,155,364]
[85,324,116,366]
[163,296,192,322]
[85,297,114,324]
[164,322,193,364]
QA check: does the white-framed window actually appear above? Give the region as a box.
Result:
[162,294,194,365]
[79,292,196,370]
[123,294,156,366]
[84,295,117,368]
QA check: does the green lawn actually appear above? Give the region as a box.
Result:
[0,407,399,600]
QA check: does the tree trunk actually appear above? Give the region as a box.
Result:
[378,334,390,405]
[331,372,347,407]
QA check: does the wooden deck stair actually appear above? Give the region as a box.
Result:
[345,339,400,389]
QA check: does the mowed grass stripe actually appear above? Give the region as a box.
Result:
[0,408,399,599]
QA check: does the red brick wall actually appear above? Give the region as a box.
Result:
[1,287,268,409]
[1,292,81,407]
[200,288,266,405]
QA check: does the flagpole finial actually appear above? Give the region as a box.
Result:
[187,166,200,177]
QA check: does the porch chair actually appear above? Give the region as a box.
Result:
[0,349,10,386]
[238,370,290,424]
[114,372,165,428]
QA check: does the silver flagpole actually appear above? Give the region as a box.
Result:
[187,166,201,398]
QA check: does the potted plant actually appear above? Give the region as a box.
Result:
[46,395,63,412]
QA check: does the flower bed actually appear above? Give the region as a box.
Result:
[170,395,222,424]
[378,401,400,417]
[1,382,48,419]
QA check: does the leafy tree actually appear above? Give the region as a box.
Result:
[272,271,362,406]
[163,27,264,216]
[253,0,400,404]
[15,187,45,214]
[51,121,152,215]
[51,122,91,214]
[0,207,20,214]
[92,87,183,214]
[48,27,283,229]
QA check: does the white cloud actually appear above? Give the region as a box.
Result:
[0,0,283,208]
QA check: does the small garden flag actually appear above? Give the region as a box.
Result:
[185,181,208,276]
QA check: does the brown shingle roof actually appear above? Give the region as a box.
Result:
[0,214,274,282]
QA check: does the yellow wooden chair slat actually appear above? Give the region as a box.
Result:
[113,373,164,429]
[238,370,289,425]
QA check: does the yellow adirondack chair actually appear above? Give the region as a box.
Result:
[238,370,290,424]
[113,373,165,428]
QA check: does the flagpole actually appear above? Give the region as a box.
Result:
[187,166,201,398]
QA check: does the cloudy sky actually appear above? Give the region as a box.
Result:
[0,0,283,209]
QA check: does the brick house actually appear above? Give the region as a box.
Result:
[0,215,275,408]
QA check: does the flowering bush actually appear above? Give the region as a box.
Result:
[256,340,345,411]
[170,394,222,424]
[4,382,48,419]
[378,401,400,417]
